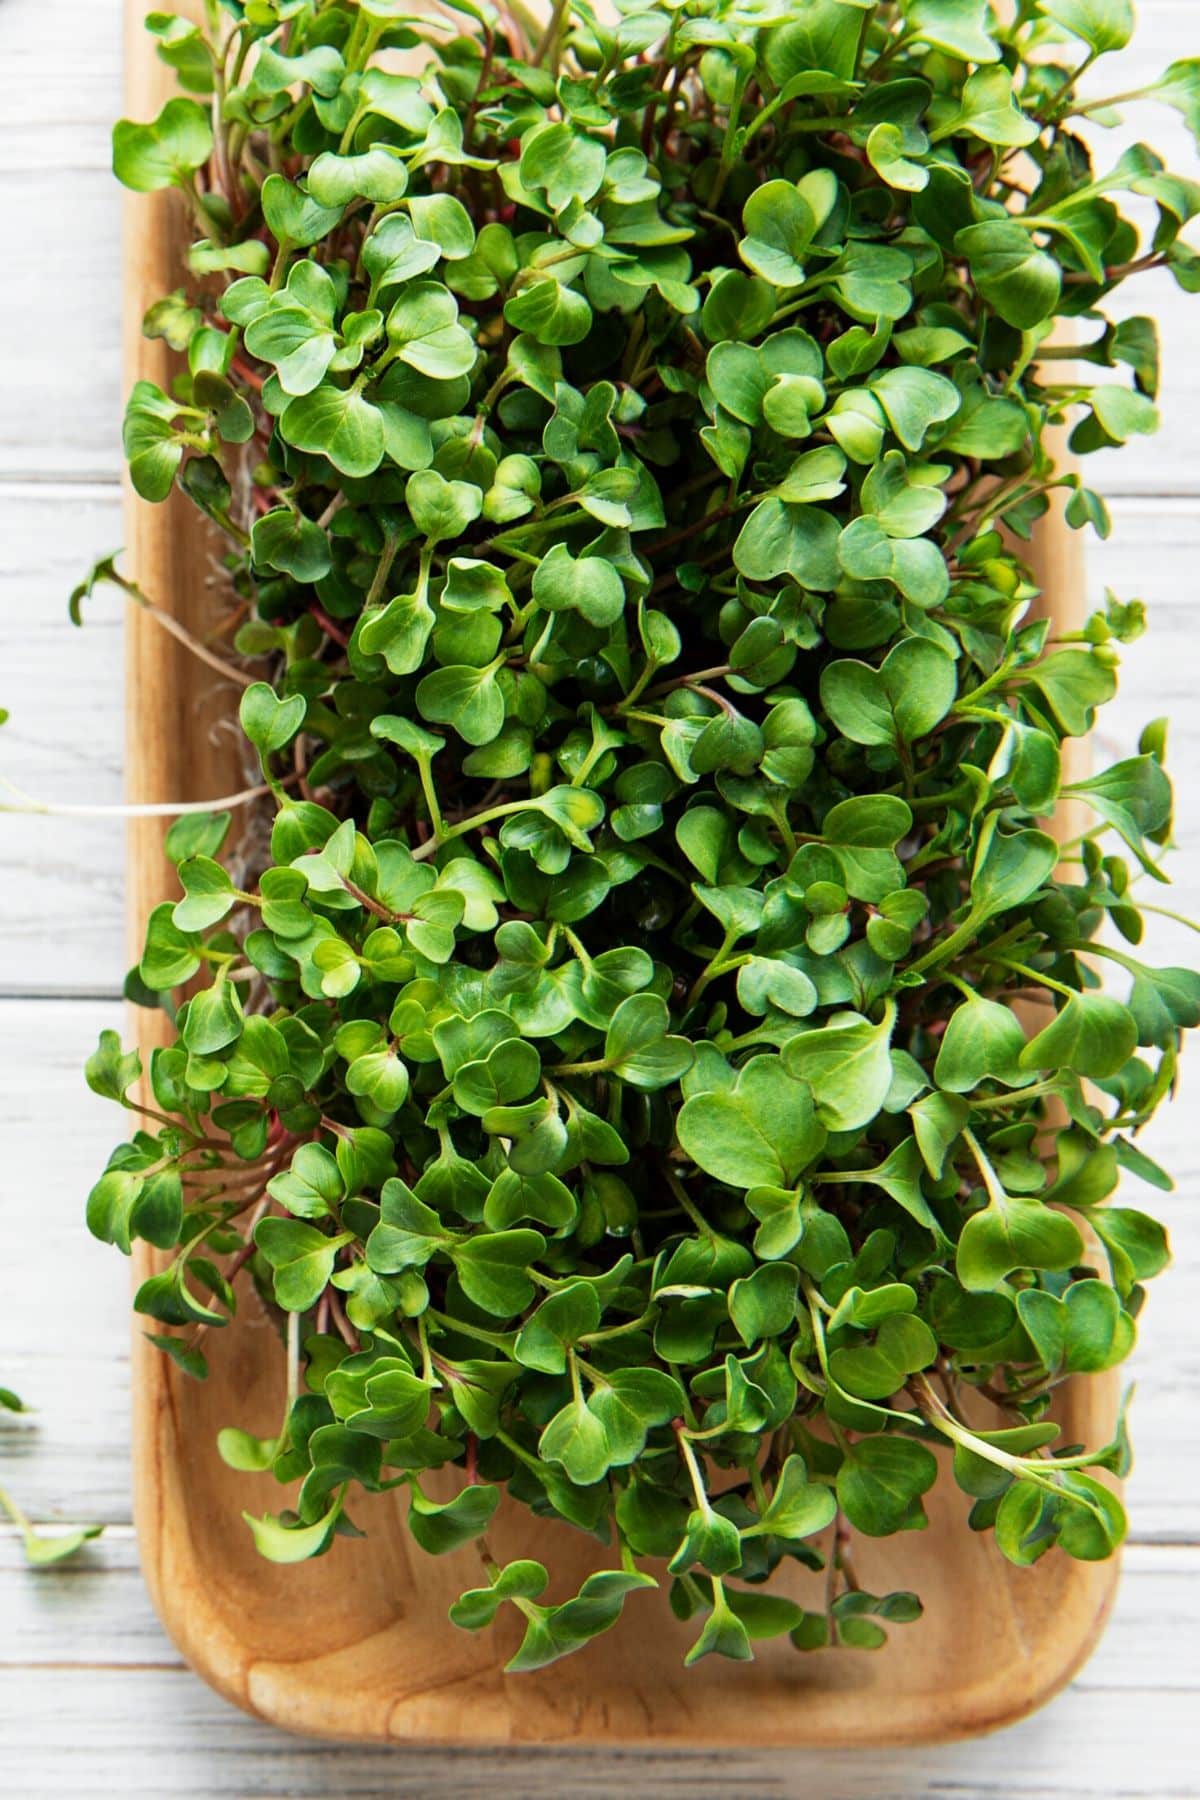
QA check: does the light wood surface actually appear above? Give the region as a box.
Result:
[0,0,1197,1790]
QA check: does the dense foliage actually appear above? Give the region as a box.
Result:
[80,0,1200,1668]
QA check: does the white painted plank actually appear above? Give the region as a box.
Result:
[0,487,125,994]
[0,1001,130,1519]
[0,1668,1177,1800]
[0,0,121,158]
[0,0,122,482]
[0,1544,1195,1793]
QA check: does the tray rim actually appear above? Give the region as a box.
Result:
[121,0,1121,1750]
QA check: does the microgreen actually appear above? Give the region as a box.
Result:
[0,1386,103,1566]
[30,0,1200,1666]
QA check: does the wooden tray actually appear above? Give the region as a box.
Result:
[123,0,1117,1747]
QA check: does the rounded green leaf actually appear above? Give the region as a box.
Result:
[956,1194,1085,1291]
[677,1054,824,1188]
[112,97,212,193]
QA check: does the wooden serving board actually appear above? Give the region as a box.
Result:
[123,0,1117,1747]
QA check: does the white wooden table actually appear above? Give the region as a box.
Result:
[1,4,1197,1792]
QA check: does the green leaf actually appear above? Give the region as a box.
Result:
[870,367,960,452]
[504,278,592,346]
[261,174,344,249]
[112,97,213,192]
[451,1560,549,1630]
[243,261,340,396]
[677,1054,824,1188]
[739,172,836,288]
[1039,0,1134,56]
[819,795,911,904]
[387,282,476,380]
[520,122,607,210]
[416,660,505,746]
[956,1194,1084,1291]
[173,855,235,932]
[251,507,332,582]
[1021,649,1116,736]
[9,1513,104,1568]
[933,66,1039,148]
[1125,961,1200,1048]
[514,1283,601,1374]
[746,1454,837,1540]
[532,543,626,626]
[733,500,841,590]
[907,0,1000,62]
[588,1367,685,1465]
[821,639,957,747]
[1152,60,1200,152]
[837,1437,938,1536]
[280,383,386,478]
[505,1570,657,1673]
[451,1229,547,1316]
[956,221,1062,329]
[122,381,183,501]
[837,516,949,606]
[1064,756,1172,873]
[139,907,200,993]
[684,1586,755,1665]
[359,588,435,675]
[408,1480,499,1554]
[406,469,483,543]
[784,1003,896,1132]
[217,1427,280,1473]
[910,1093,970,1179]
[244,1495,344,1564]
[1019,992,1139,1080]
[308,146,410,207]
[669,1505,744,1577]
[538,1390,611,1484]
[180,978,243,1057]
[1017,1278,1134,1374]
[267,1143,345,1221]
[866,123,929,193]
[85,1030,141,1105]
[1091,1207,1171,1295]
[968,827,1060,928]
[255,1218,354,1311]
[826,242,916,323]
[828,1313,938,1399]
[240,682,306,757]
[728,1263,800,1347]
[935,992,1031,1092]
[602,993,693,1090]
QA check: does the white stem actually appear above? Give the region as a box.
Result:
[286,1308,300,1412]
[0,777,277,820]
[138,601,257,691]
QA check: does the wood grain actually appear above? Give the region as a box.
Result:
[114,0,1139,1750]
[0,1534,1194,1797]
